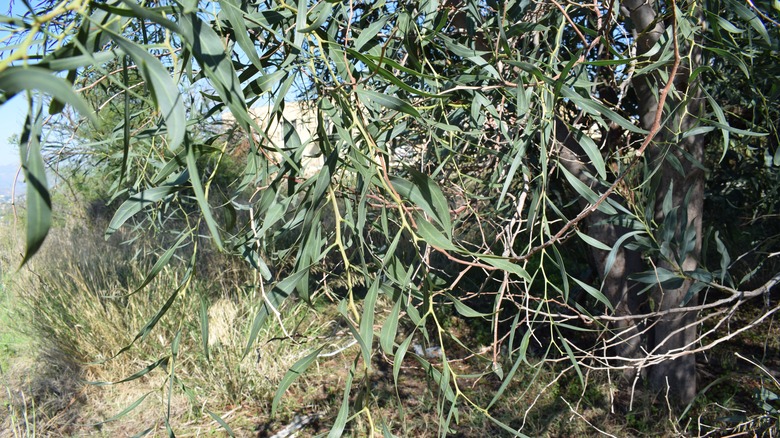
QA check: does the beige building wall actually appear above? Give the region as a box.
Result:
[223,101,323,178]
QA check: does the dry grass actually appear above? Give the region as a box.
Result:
[1,199,779,437]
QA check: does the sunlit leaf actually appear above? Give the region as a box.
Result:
[356,88,421,118]
[106,30,186,152]
[272,346,324,415]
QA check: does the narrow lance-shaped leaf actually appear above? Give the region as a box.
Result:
[243,268,309,357]
[359,279,380,353]
[271,346,324,415]
[93,392,153,426]
[106,184,185,238]
[90,356,170,386]
[391,172,451,234]
[356,88,421,118]
[0,67,98,125]
[185,138,223,250]
[380,293,402,354]
[177,12,251,132]
[219,0,264,69]
[445,293,490,318]
[206,410,236,437]
[329,357,357,438]
[339,304,372,370]
[17,111,51,267]
[104,30,186,152]
[132,233,190,294]
[200,293,210,363]
[559,334,584,386]
[104,268,192,362]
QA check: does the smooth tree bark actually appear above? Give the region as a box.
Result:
[447,0,704,404]
[558,0,704,405]
[554,121,647,366]
[624,0,704,404]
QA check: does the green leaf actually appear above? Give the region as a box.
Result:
[629,268,684,289]
[583,56,636,66]
[360,280,379,354]
[92,356,170,386]
[714,16,744,34]
[356,88,421,118]
[244,70,286,97]
[572,129,606,180]
[345,49,443,99]
[714,231,730,282]
[185,138,223,250]
[477,255,531,282]
[488,417,531,438]
[559,335,584,386]
[93,392,152,425]
[105,30,186,152]
[702,88,730,162]
[488,329,531,409]
[497,137,529,209]
[17,114,51,267]
[560,87,647,134]
[603,231,645,280]
[243,268,309,357]
[393,334,414,382]
[570,276,613,310]
[106,185,184,238]
[200,294,210,363]
[104,268,192,362]
[576,230,612,251]
[413,356,456,402]
[705,119,768,137]
[294,0,308,48]
[391,171,451,233]
[38,49,119,72]
[380,294,402,354]
[132,233,189,294]
[414,216,458,251]
[702,47,750,78]
[206,410,236,437]
[298,2,332,33]
[272,346,324,415]
[558,165,616,215]
[0,67,97,124]
[727,0,771,44]
[219,0,264,69]
[339,306,372,369]
[445,293,490,318]
[328,358,357,438]
[354,17,389,51]
[176,12,253,134]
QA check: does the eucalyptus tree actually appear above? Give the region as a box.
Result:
[2,0,779,433]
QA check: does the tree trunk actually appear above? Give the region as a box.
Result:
[555,121,647,367]
[624,0,704,405]
[646,104,705,406]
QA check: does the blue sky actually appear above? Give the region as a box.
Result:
[1,0,26,168]
[0,95,25,168]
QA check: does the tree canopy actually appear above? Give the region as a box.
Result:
[2,0,779,434]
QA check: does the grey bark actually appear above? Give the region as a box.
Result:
[559,0,705,405]
[554,121,646,366]
[452,0,704,405]
[624,0,705,405]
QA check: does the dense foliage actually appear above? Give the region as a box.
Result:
[2,0,779,434]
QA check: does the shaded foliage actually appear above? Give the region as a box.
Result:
[2,0,780,434]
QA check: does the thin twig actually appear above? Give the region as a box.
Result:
[512,2,683,263]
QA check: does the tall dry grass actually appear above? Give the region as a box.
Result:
[0,197,330,435]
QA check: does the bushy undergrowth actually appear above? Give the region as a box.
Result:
[1,192,778,437]
[0,195,334,434]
